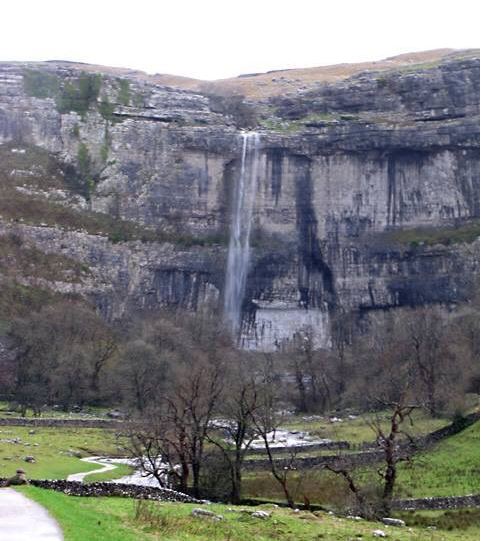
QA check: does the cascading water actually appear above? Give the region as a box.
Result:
[224,132,260,336]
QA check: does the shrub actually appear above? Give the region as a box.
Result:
[197,449,232,501]
[22,69,60,99]
[116,78,131,106]
[98,97,116,122]
[56,73,102,117]
[76,142,94,198]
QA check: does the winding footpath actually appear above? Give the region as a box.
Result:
[66,456,160,487]
[66,456,119,482]
[0,488,63,540]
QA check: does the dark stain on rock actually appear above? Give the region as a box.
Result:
[386,150,429,227]
[266,148,284,205]
[294,155,336,310]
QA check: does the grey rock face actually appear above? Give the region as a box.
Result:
[0,54,479,349]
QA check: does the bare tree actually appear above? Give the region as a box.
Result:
[288,330,332,413]
[8,300,117,413]
[328,312,423,517]
[325,390,421,518]
[405,308,446,416]
[253,354,297,507]
[118,339,169,412]
[329,310,355,402]
[165,354,224,497]
[121,311,226,497]
[369,397,420,516]
[124,415,184,488]
[207,355,260,504]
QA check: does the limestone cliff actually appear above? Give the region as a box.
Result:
[0,49,479,349]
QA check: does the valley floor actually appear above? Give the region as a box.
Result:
[1,408,478,540]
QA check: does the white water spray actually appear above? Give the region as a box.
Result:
[224,132,260,335]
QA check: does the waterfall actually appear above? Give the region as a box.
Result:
[224,132,260,336]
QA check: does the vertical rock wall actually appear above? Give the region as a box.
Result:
[0,55,478,349]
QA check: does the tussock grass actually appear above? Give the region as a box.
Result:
[396,509,480,532]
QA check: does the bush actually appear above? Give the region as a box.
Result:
[207,93,258,128]
[22,69,60,99]
[116,78,131,106]
[98,97,119,123]
[56,73,102,117]
[197,449,232,501]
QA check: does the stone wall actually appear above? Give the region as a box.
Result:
[245,440,350,456]
[416,411,480,446]
[244,412,479,471]
[392,494,480,510]
[0,478,202,503]
[244,449,385,471]
[0,417,121,429]
[3,478,476,511]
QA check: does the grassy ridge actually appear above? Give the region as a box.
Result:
[0,185,227,246]
[384,221,480,247]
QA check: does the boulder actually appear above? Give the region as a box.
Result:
[107,410,126,420]
[5,469,28,486]
[191,508,223,521]
[381,517,406,527]
[251,510,270,519]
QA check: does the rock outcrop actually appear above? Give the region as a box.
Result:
[0,50,479,349]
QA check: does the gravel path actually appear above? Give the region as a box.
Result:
[0,488,63,540]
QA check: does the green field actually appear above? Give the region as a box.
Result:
[0,426,128,481]
[281,409,452,445]
[396,421,480,498]
[0,402,110,419]
[0,413,476,540]
[18,486,480,541]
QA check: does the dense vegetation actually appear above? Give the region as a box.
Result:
[1,300,478,515]
[23,69,115,121]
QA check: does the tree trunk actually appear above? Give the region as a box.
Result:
[382,463,396,516]
[230,457,242,504]
[295,369,307,412]
[192,459,201,498]
[280,480,294,508]
[178,461,189,493]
